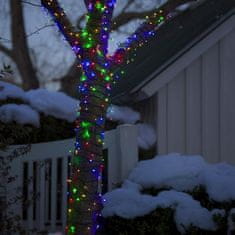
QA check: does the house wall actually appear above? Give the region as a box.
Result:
[156,28,235,164]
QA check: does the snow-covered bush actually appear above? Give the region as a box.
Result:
[0,81,157,150]
[0,81,76,144]
[101,154,235,235]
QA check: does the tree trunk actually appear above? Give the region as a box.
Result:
[68,74,109,235]
[60,61,81,98]
[10,0,39,90]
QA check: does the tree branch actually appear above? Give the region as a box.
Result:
[41,0,81,49]
[26,24,54,37]
[21,1,41,7]
[109,0,193,65]
[76,14,86,29]
[0,43,14,59]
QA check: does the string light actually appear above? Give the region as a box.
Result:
[41,0,191,234]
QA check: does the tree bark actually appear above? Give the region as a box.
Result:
[60,60,81,98]
[10,0,39,90]
[59,4,164,96]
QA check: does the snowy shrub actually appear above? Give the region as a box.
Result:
[101,154,235,235]
[0,93,74,144]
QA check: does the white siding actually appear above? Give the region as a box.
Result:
[158,87,168,154]
[167,71,186,153]
[185,58,202,154]
[201,44,220,163]
[220,29,235,164]
[156,28,235,164]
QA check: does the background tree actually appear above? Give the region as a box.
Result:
[0,0,39,90]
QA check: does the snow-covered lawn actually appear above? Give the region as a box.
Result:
[102,153,235,233]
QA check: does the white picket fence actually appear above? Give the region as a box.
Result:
[3,124,138,234]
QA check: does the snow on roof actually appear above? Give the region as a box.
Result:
[102,154,235,232]
[0,81,27,101]
[25,89,79,122]
[0,104,40,127]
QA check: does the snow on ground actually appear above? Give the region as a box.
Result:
[0,104,40,127]
[102,154,235,233]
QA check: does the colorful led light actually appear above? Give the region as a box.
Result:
[41,0,188,234]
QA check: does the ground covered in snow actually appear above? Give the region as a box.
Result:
[102,154,235,234]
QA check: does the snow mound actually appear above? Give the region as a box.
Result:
[128,153,206,191]
[25,89,79,122]
[102,154,235,233]
[128,154,235,201]
[0,81,27,101]
[106,105,140,124]
[0,104,40,127]
[102,187,217,233]
[136,123,157,149]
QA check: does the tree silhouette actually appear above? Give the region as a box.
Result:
[41,0,190,234]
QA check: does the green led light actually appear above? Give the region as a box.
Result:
[97,50,102,57]
[80,74,87,81]
[121,70,125,75]
[72,188,78,194]
[95,2,104,11]
[72,156,81,165]
[81,30,88,38]
[84,43,92,49]
[76,197,80,202]
[81,121,92,128]
[104,76,111,81]
[91,87,96,92]
[83,130,91,139]
[70,226,76,233]
[101,69,106,74]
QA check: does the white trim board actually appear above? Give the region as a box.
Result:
[139,14,235,98]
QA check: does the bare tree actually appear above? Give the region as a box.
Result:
[0,1,39,90]
[41,0,188,234]
[0,0,165,94]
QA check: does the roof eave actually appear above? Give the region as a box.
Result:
[132,10,235,100]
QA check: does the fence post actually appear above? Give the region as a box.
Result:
[116,124,138,182]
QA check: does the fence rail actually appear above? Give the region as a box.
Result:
[2,124,138,234]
